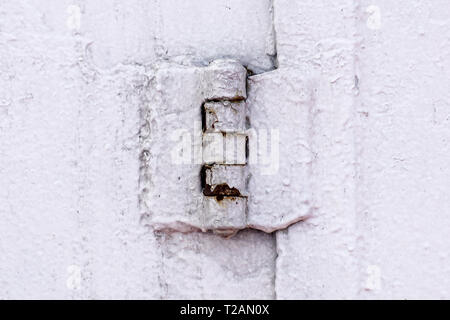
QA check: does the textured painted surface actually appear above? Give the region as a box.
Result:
[0,0,275,299]
[274,0,450,299]
[81,0,275,72]
[155,230,275,299]
[1,0,450,299]
[273,0,360,299]
[356,0,450,299]
[246,69,312,232]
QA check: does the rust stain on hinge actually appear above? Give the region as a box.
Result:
[203,183,241,201]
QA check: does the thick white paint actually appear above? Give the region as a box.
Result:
[274,0,450,299]
[246,69,312,232]
[0,0,275,299]
[273,0,360,299]
[355,0,450,299]
[1,0,450,299]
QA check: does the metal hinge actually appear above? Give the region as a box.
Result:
[140,59,310,236]
[201,60,248,236]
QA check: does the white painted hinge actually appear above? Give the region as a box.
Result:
[141,60,310,236]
